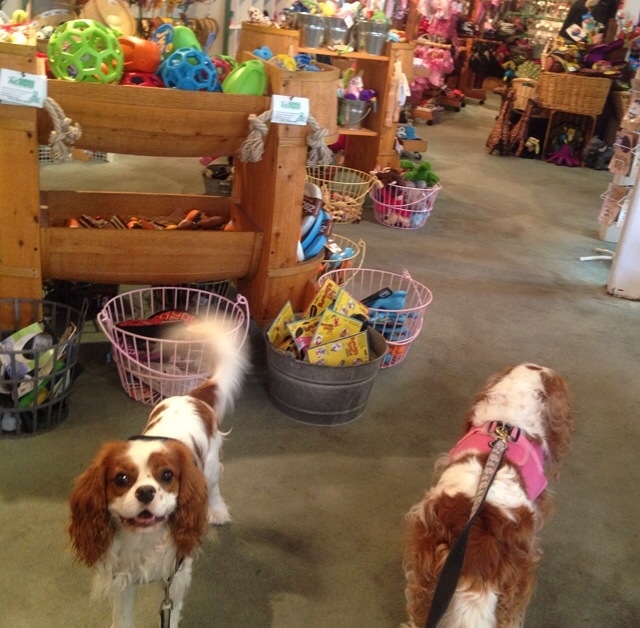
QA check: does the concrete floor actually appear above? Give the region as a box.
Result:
[1,95,639,627]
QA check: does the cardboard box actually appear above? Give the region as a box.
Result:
[402,138,428,153]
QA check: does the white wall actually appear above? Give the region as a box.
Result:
[623,0,640,24]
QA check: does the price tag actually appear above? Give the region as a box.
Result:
[271,94,310,126]
[0,69,47,107]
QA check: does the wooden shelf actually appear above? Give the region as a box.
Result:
[298,46,389,62]
[0,42,332,326]
[236,27,415,173]
[337,126,378,137]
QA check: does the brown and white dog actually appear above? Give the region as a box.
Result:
[403,363,574,628]
[68,320,248,628]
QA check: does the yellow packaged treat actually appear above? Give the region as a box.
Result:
[267,301,295,346]
[277,335,299,358]
[287,316,320,353]
[307,331,370,366]
[332,288,369,321]
[311,309,363,347]
[303,278,341,317]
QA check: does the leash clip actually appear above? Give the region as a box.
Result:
[489,421,520,447]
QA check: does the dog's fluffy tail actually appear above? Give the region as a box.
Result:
[168,317,250,419]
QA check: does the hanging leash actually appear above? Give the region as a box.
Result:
[425,422,518,628]
[160,555,184,628]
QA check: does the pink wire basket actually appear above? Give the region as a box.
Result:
[318,268,433,368]
[97,286,249,405]
[371,182,441,230]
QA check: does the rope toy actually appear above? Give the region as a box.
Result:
[43,97,82,163]
[238,109,333,166]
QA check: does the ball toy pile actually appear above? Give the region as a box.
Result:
[159,47,220,92]
[211,55,237,83]
[121,72,164,87]
[47,19,124,84]
[45,19,265,95]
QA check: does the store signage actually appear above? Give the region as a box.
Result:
[0,69,47,107]
[271,94,310,126]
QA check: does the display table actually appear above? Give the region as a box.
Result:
[0,42,334,326]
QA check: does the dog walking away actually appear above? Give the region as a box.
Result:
[68,319,248,628]
[403,363,574,628]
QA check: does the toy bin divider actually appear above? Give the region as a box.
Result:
[0,298,87,437]
[97,286,250,405]
[318,268,433,368]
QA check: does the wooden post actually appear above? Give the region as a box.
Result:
[0,43,43,326]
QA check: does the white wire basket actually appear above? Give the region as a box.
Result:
[371,183,441,230]
[97,286,249,404]
[318,268,433,368]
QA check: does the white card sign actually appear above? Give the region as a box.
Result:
[0,69,47,107]
[271,94,310,126]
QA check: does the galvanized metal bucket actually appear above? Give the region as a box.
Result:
[325,16,351,47]
[298,13,325,48]
[264,328,387,425]
[339,98,371,129]
[356,21,389,55]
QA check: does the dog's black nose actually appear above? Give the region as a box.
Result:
[135,485,156,504]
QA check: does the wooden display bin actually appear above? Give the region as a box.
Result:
[39,191,263,284]
[237,22,300,56]
[239,52,339,144]
[0,42,333,326]
[39,81,270,157]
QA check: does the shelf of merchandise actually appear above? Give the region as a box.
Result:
[598,97,639,244]
[607,77,640,296]
[0,41,336,326]
[237,23,415,173]
[225,0,288,53]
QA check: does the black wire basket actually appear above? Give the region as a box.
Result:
[0,298,86,438]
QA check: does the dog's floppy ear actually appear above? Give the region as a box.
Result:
[167,441,208,557]
[541,371,575,480]
[68,442,127,566]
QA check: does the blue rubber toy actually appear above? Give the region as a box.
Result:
[366,290,407,311]
[253,45,274,60]
[159,48,220,92]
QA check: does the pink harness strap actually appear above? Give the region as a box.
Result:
[449,423,548,500]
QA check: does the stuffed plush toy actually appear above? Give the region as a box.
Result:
[248,6,279,28]
[372,167,406,188]
[400,159,439,187]
[583,136,614,170]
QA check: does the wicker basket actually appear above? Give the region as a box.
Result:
[538,72,611,116]
[512,77,539,111]
[306,165,376,223]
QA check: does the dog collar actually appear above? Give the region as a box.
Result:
[449,422,548,500]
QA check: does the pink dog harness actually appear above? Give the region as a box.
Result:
[449,422,548,500]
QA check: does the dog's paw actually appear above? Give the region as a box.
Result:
[208,506,232,525]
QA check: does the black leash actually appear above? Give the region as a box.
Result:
[425,423,515,628]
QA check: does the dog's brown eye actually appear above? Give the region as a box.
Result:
[114,473,130,486]
[161,470,173,483]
